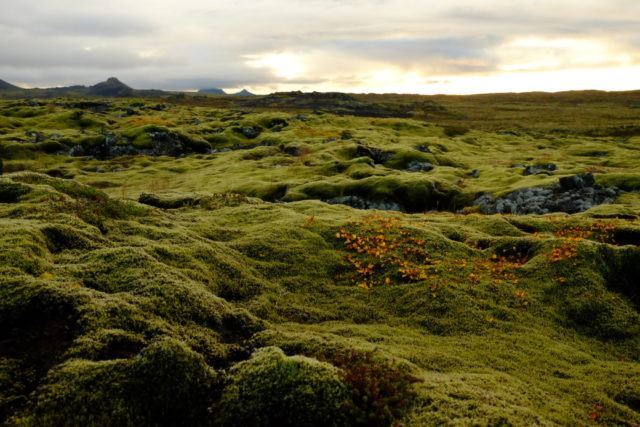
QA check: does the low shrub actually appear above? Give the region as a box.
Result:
[328,350,420,427]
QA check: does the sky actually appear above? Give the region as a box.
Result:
[1,0,639,95]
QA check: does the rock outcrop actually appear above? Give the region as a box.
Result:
[326,195,402,211]
[474,173,618,214]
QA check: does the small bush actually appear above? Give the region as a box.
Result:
[328,350,420,427]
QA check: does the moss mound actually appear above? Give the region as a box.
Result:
[214,347,350,427]
[23,338,218,426]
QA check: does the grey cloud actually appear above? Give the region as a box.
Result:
[0,0,638,92]
[0,37,173,69]
[29,14,157,38]
[327,37,500,72]
[0,1,157,38]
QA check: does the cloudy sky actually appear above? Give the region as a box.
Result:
[1,0,639,94]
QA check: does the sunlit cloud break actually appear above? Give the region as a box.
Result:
[0,0,639,94]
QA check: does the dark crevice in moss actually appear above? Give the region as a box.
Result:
[0,289,79,420]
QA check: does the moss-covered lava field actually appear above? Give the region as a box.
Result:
[1,91,639,426]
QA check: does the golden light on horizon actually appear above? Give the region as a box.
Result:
[245,52,306,80]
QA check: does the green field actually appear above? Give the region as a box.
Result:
[1,92,639,426]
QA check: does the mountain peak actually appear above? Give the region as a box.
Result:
[198,87,226,95]
[231,89,255,97]
[88,77,133,97]
[0,78,22,91]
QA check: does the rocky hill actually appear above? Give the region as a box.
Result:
[87,77,134,97]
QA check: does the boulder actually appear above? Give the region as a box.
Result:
[558,172,596,190]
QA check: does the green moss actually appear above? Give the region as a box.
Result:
[0,96,639,426]
[214,347,350,427]
[597,173,640,191]
[23,338,218,427]
[0,180,29,202]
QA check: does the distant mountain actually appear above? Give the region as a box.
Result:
[0,77,261,99]
[231,89,255,97]
[0,79,24,92]
[0,77,162,99]
[87,77,134,97]
[198,88,226,95]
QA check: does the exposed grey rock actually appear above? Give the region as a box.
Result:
[26,131,44,143]
[266,118,288,130]
[355,144,393,164]
[63,101,110,113]
[415,145,431,153]
[63,129,210,159]
[558,173,595,190]
[474,173,618,214]
[523,163,557,176]
[326,195,402,211]
[235,126,261,139]
[406,161,434,172]
[470,169,480,178]
[68,145,85,156]
[146,132,190,156]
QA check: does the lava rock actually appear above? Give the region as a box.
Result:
[235,126,262,139]
[473,174,618,215]
[266,118,288,130]
[282,146,301,156]
[326,195,402,211]
[355,144,393,164]
[558,173,596,190]
[139,193,199,209]
[147,132,187,157]
[26,131,45,143]
[523,163,557,176]
[406,161,434,172]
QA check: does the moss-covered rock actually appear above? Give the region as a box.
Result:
[213,347,350,427]
[23,338,218,427]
